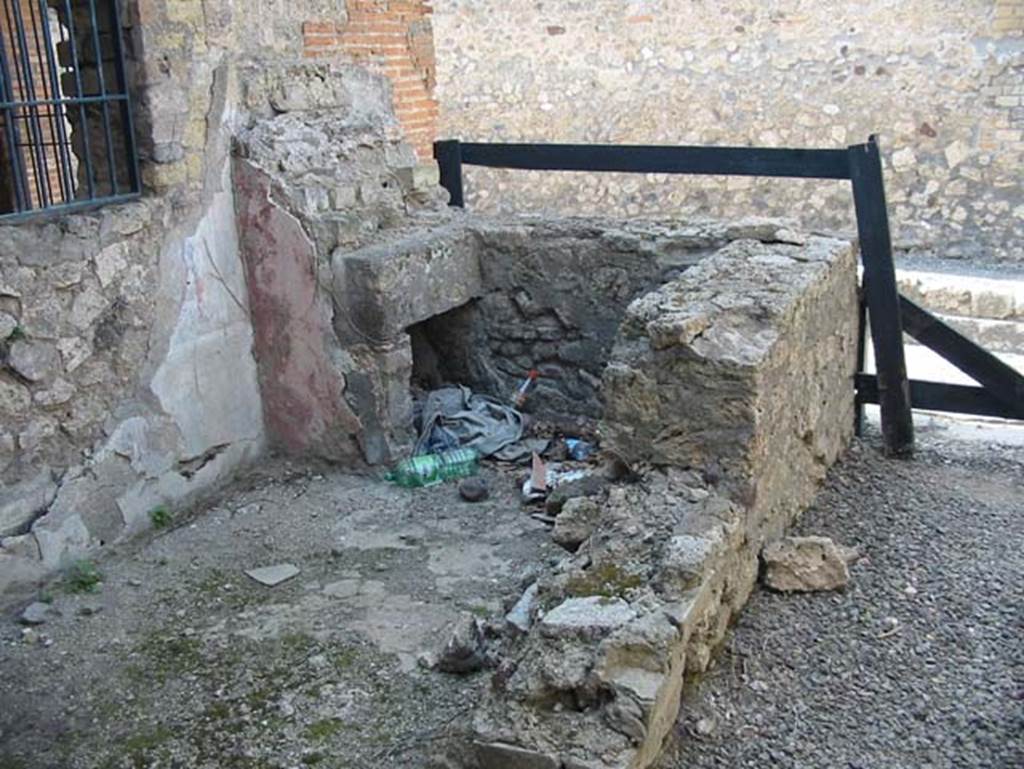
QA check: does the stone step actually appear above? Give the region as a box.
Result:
[915,312,1024,355]
[865,337,1024,387]
[896,268,1024,321]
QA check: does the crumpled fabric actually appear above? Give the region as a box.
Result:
[414,386,533,460]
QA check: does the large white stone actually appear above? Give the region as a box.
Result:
[762,535,851,592]
[540,596,637,640]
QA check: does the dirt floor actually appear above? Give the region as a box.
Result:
[0,460,563,769]
[1,423,1022,769]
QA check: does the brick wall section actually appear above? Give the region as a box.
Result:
[993,0,1024,35]
[303,1,438,159]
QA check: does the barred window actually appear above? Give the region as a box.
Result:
[0,0,139,220]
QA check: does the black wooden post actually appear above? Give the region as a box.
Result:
[848,136,914,456]
[434,139,464,208]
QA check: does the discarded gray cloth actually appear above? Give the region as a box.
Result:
[414,386,531,460]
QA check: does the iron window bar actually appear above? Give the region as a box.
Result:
[0,0,139,221]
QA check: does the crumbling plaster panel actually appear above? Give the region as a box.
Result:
[1,62,266,590]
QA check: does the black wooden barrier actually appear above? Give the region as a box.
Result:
[433,137,1024,454]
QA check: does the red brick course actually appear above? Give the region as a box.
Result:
[303,1,437,160]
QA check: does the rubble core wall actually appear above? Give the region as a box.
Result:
[435,0,1024,264]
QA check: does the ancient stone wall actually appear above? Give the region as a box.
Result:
[233,62,446,466]
[412,217,809,419]
[434,0,1024,264]
[470,231,859,769]
[0,0,437,594]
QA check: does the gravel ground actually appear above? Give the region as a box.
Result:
[657,430,1024,769]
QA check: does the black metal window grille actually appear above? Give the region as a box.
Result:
[0,0,139,220]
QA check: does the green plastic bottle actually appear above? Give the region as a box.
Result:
[385,447,480,488]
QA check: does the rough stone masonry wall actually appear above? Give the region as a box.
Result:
[434,0,1024,264]
[325,213,810,464]
[469,235,858,769]
[602,236,860,542]
[413,217,811,420]
[0,0,438,595]
[233,62,446,468]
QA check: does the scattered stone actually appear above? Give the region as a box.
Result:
[459,477,490,502]
[551,497,601,551]
[504,582,539,634]
[762,535,851,592]
[19,602,50,625]
[539,596,637,640]
[244,563,301,587]
[78,604,103,616]
[436,612,487,674]
[695,716,717,737]
[276,698,296,718]
[417,651,437,670]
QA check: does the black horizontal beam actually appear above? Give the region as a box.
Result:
[0,191,141,223]
[856,374,1024,420]
[457,142,852,180]
[898,295,1024,417]
[0,94,130,109]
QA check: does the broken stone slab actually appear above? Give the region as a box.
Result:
[244,563,301,587]
[19,601,51,625]
[505,582,539,634]
[762,535,851,592]
[0,470,57,538]
[539,596,637,641]
[330,222,482,343]
[436,611,488,674]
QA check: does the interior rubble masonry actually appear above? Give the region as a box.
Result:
[0,1,1013,768]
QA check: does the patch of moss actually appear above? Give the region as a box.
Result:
[565,561,644,599]
[121,726,173,754]
[134,632,204,682]
[281,632,316,654]
[305,718,351,741]
[332,646,360,671]
[64,560,102,593]
[149,505,173,529]
[0,755,27,769]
